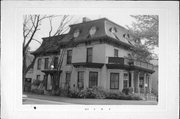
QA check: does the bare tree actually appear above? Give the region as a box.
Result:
[23,15,72,90]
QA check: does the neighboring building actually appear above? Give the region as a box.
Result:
[31,18,155,94]
[24,53,34,92]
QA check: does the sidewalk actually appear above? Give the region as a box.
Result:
[23,93,158,105]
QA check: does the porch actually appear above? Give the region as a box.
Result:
[107,57,155,94]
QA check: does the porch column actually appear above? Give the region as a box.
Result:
[148,74,152,93]
[144,73,146,93]
[130,71,134,93]
[45,73,48,90]
[137,72,140,94]
[47,74,52,90]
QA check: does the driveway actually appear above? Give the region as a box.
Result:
[23,93,158,105]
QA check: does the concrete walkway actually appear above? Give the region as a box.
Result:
[23,93,158,105]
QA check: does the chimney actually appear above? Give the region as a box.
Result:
[82,17,91,23]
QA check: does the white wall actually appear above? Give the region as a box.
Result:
[72,43,106,63]
[105,44,131,63]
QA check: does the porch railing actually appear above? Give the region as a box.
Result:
[108,57,154,70]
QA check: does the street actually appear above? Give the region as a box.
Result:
[23,93,158,105]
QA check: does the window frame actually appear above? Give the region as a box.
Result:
[67,50,72,65]
[89,71,98,88]
[114,49,119,57]
[77,71,84,89]
[37,58,42,70]
[44,58,49,69]
[54,57,58,69]
[87,47,93,63]
[123,73,129,88]
[110,73,119,89]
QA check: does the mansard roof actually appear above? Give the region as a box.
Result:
[31,34,66,55]
[32,18,139,55]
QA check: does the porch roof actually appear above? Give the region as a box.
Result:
[106,64,155,74]
[41,69,62,75]
[72,62,104,68]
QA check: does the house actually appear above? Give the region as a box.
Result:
[31,17,155,94]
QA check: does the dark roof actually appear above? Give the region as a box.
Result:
[58,18,136,46]
[31,34,66,55]
[32,18,138,55]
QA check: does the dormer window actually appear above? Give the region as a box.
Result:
[110,27,117,33]
[73,29,80,38]
[123,33,130,38]
[89,26,96,36]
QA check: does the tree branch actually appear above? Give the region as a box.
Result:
[49,17,53,37]
[24,15,40,51]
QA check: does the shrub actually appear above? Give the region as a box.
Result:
[105,91,125,99]
[67,86,142,100]
[91,87,106,99]
[122,87,133,95]
[32,79,41,86]
[78,88,95,98]
[68,90,80,98]
[105,91,142,100]
[68,87,106,99]
[31,89,44,95]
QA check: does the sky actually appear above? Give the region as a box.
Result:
[28,15,158,56]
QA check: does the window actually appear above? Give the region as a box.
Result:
[74,29,80,38]
[89,72,98,88]
[129,72,131,87]
[67,50,72,64]
[37,58,42,70]
[44,58,49,69]
[123,73,128,88]
[77,71,84,89]
[54,57,58,69]
[87,48,93,63]
[139,77,144,88]
[109,27,117,33]
[36,75,40,80]
[110,73,119,89]
[65,73,71,87]
[89,26,96,36]
[114,49,118,57]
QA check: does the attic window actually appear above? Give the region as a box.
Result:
[89,26,96,36]
[73,29,80,38]
[123,33,130,38]
[110,27,117,33]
